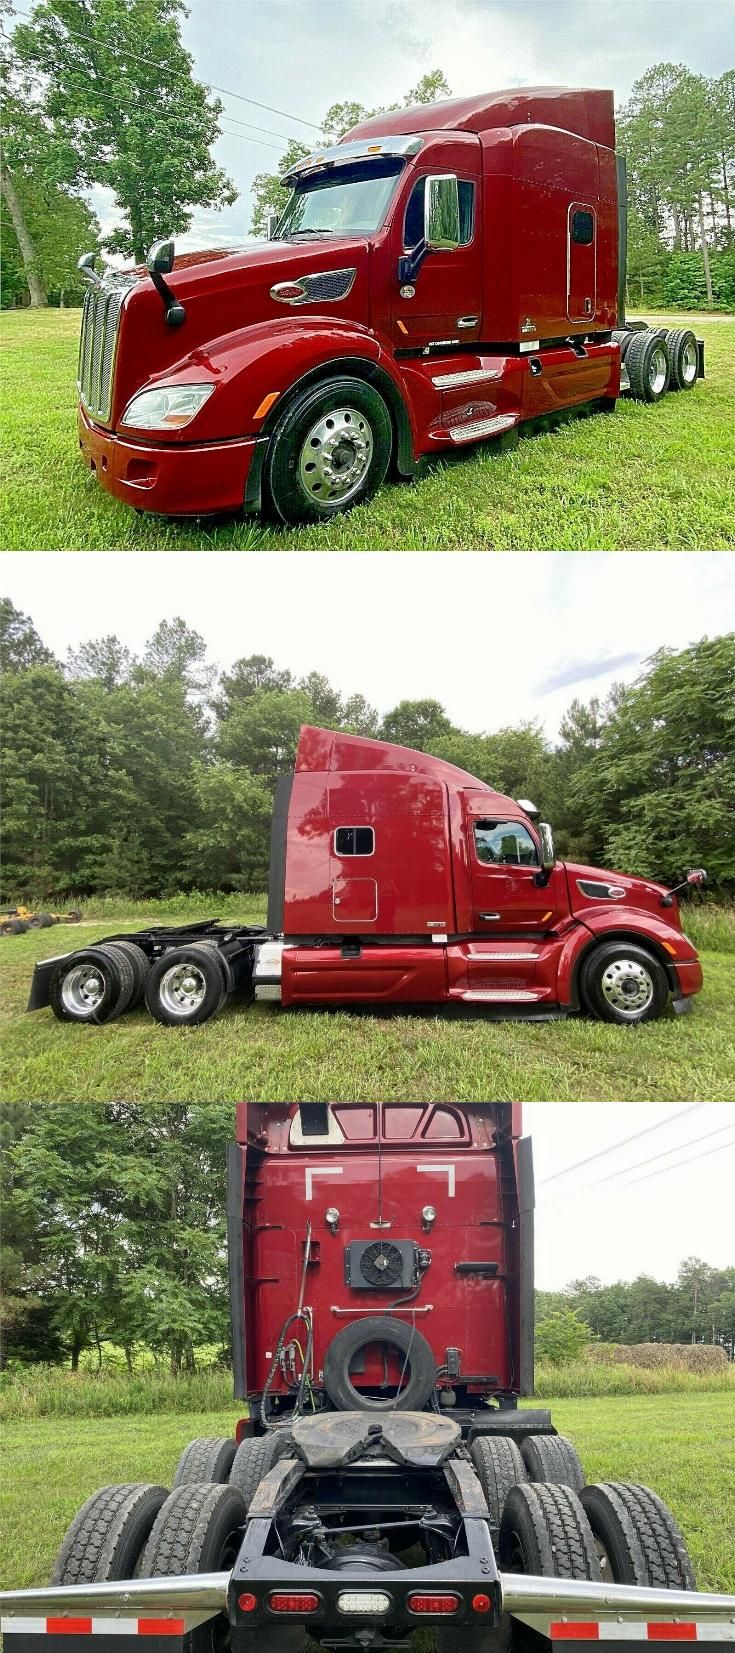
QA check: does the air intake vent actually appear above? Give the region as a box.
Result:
[344,1240,420,1291]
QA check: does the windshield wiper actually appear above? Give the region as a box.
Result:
[285,228,336,239]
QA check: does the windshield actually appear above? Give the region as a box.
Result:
[278,158,403,239]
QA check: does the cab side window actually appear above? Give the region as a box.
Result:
[473,820,539,867]
[404,178,475,249]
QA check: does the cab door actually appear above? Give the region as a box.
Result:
[391,168,483,349]
[468,817,566,931]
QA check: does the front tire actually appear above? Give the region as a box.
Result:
[580,941,669,1024]
[580,1482,696,1587]
[266,376,392,524]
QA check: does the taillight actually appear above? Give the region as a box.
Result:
[237,1594,257,1613]
[407,1593,461,1615]
[268,1593,320,1614]
[472,1594,492,1613]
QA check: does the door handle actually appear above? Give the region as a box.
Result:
[479,912,501,920]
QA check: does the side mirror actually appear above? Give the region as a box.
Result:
[266,211,279,241]
[147,237,175,276]
[687,868,707,886]
[424,174,460,251]
[538,822,555,872]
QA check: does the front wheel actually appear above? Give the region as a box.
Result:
[265,376,392,524]
[580,941,669,1025]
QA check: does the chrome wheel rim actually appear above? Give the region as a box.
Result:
[682,339,698,384]
[158,961,208,1016]
[299,406,373,505]
[600,957,654,1016]
[61,963,106,1015]
[649,345,668,394]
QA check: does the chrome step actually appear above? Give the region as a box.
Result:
[448,412,517,444]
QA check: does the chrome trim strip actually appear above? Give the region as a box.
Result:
[432,367,502,389]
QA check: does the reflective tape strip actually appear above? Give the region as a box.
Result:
[549,1627,735,1644]
[1,1620,186,1637]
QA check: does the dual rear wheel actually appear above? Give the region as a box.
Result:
[622,326,698,404]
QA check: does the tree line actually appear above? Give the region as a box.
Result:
[3,0,732,312]
[3,1103,732,1374]
[536,1260,735,1361]
[2,598,733,903]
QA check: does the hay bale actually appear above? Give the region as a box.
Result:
[586,1342,726,1372]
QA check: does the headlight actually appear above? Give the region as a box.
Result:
[121,384,214,430]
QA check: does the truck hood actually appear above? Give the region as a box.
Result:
[563,860,681,927]
[108,237,371,429]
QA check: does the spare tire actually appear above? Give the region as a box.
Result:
[323,1317,436,1412]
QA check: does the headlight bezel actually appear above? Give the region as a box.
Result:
[120,383,215,432]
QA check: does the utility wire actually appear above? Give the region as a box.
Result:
[540,1118,735,1208]
[537,1103,702,1186]
[10,6,323,130]
[628,1132,735,1187]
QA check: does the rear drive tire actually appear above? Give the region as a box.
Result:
[499,1482,601,1578]
[664,328,699,391]
[470,1435,528,1529]
[49,945,128,1024]
[139,1484,247,1653]
[97,944,136,1021]
[172,1436,237,1488]
[580,941,669,1025]
[266,376,392,525]
[625,330,671,402]
[145,942,228,1026]
[323,1317,436,1412]
[51,1483,169,1584]
[105,939,150,1008]
[520,1433,585,1493]
[229,1432,294,1510]
[580,1483,696,1588]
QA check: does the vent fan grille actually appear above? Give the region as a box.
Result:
[359,1242,405,1287]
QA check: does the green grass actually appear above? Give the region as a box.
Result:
[3,1362,732,1421]
[1,1397,733,1593]
[2,911,734,1101]
[1,310,733,550]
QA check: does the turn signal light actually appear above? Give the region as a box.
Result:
[472,1594,492,1613]
[237,1594,257,1613]
[407,1593,461,1615]
[268,1593,320,1614]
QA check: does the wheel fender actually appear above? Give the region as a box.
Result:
[561,913,696,1007]
[125,317,417,464]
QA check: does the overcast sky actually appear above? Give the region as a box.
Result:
[525,1103,734,1288]
[84,0,735,247]
[6,551,734,740]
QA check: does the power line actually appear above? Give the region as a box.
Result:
[11,6,323,132]
[541,1117,735,1208]
[537,1103,702,1186]
[628,1131,735,1187]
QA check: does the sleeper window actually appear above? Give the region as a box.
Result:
[473,821,539,867]
[334,826,374,856]
[404,178,475,249]
[571,209,595,246]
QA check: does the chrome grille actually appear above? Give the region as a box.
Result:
[78,276,136,422]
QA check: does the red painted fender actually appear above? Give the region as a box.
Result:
[556,909,702,1006]
[119,316,419,460]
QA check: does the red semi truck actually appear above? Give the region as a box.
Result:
[28,726,705,1028]
[74,86,703,524]
[2,1104,733,1653]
